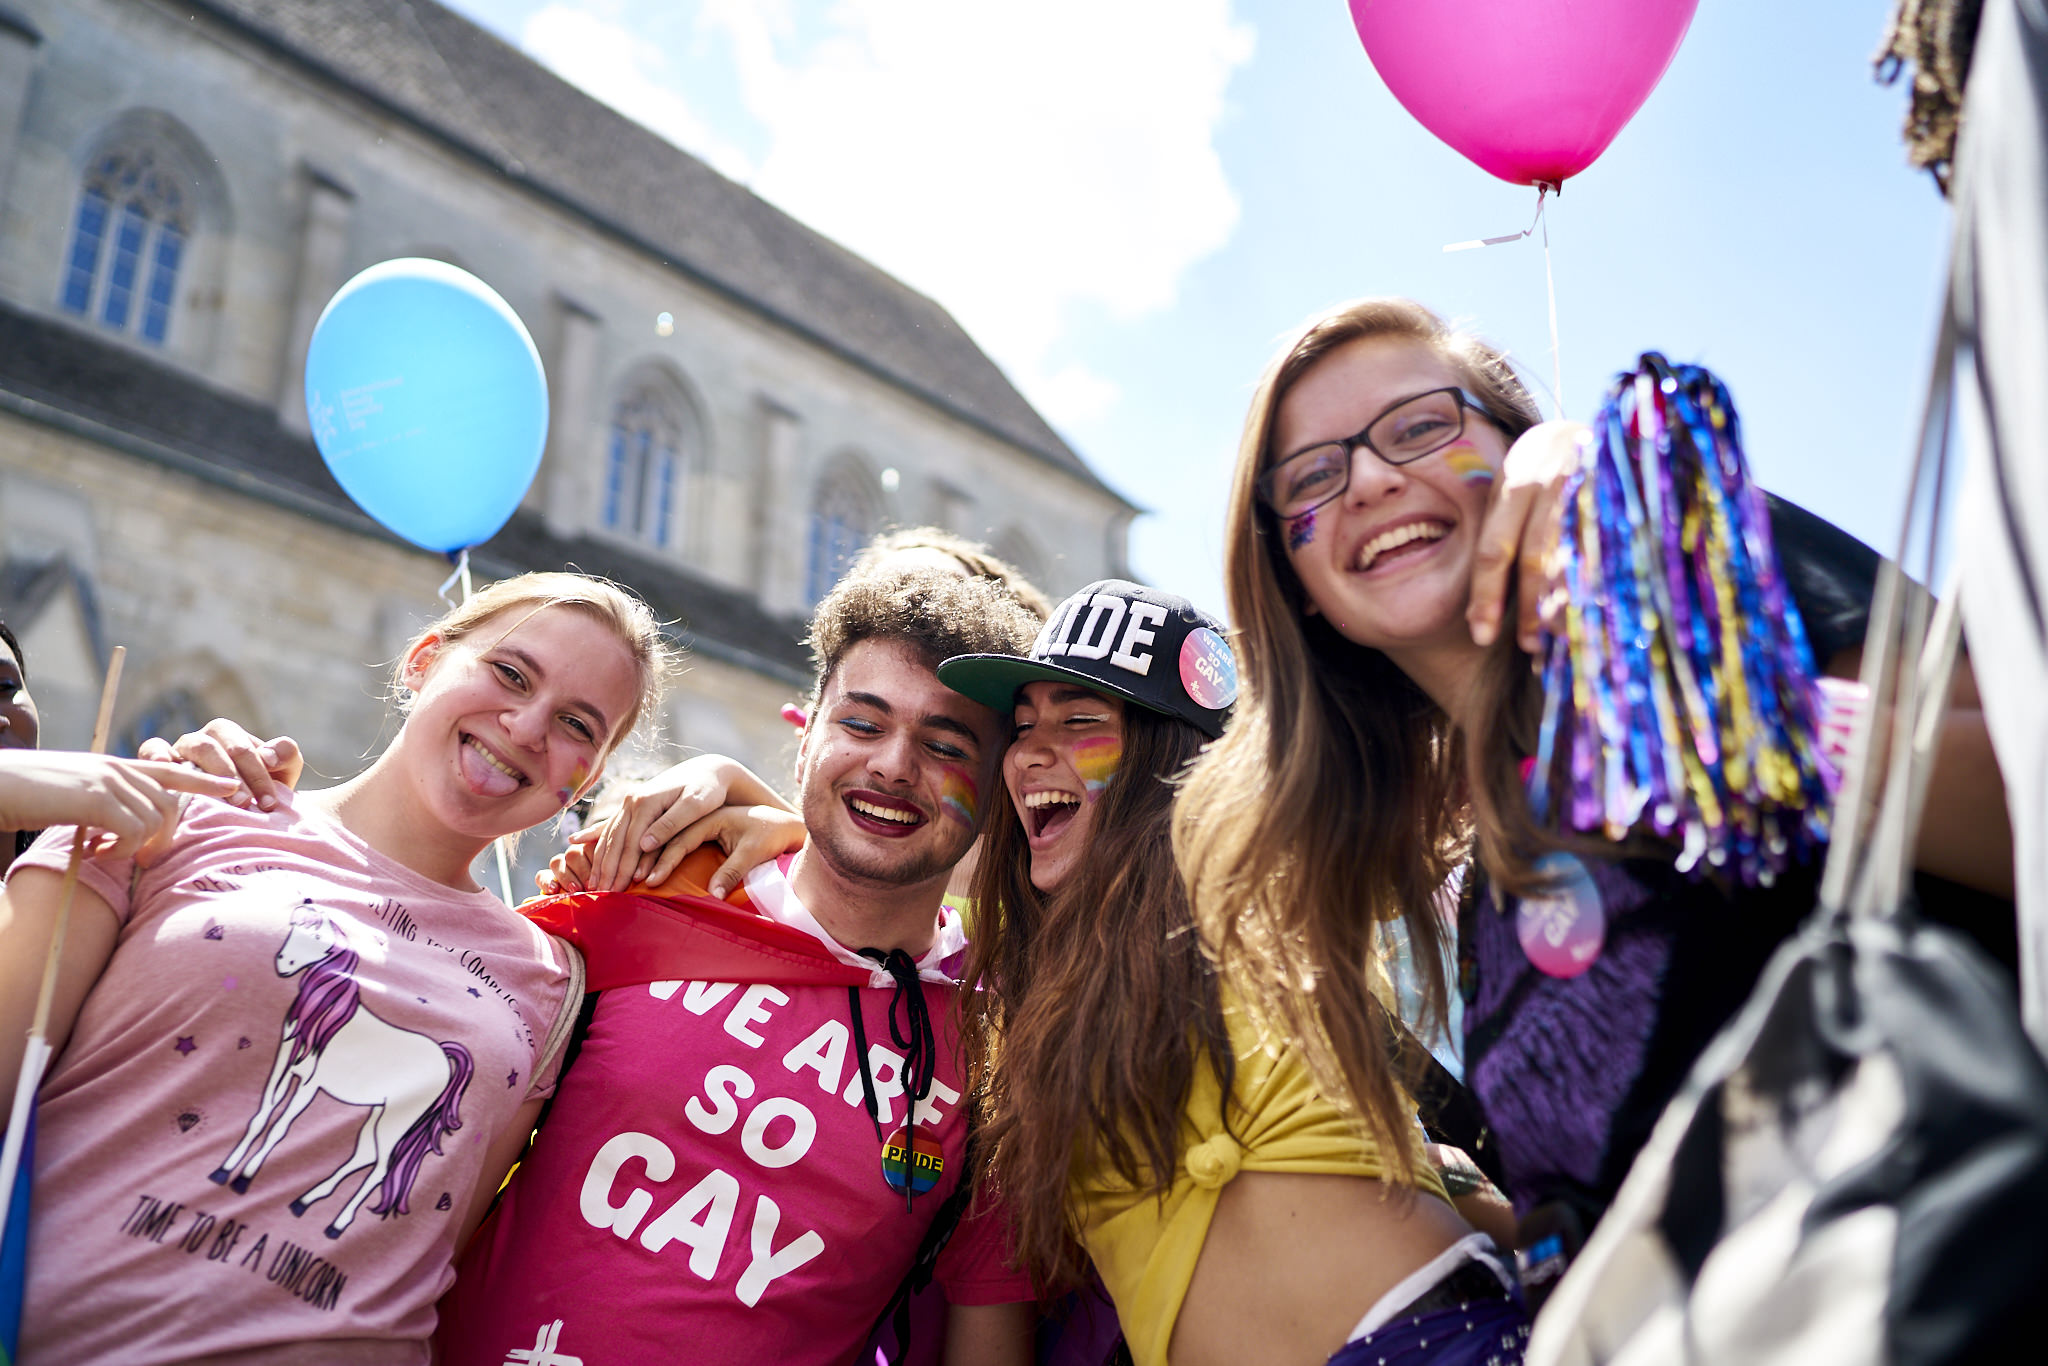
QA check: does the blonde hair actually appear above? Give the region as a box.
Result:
[396,571,677,753]
[1173,298,1539,1171]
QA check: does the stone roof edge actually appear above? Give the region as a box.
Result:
[465,559,812,688]
[0,5,41,44]
[0,386,812,689]
[177,0,1139,513]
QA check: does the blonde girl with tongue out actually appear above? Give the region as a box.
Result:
[0,571,672,1365]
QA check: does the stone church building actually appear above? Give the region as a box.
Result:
[0,0,1136,814]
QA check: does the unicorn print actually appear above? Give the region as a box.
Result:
[209,899,474,1240]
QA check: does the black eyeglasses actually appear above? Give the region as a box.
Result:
[1257,387,1497,520]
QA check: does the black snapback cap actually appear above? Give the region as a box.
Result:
[938,579,1238,738]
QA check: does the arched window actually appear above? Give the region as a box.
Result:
[806,460,883,605]
[601,373,699,552]
[116,688,209,759]
[60,143,193,345]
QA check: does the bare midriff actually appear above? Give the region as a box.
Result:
[1167,1170,1472,1366]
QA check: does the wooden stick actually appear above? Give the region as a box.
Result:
[1,645,125,1246]
[26,646,125,1039]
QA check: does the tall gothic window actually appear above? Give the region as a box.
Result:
[116,688,209,759]
[60,145,191,345]
[602,385,685,550]
[806,463,882,605]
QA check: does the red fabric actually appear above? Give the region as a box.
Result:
[522,847,870,992]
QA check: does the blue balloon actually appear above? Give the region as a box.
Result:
[304,259,547,553]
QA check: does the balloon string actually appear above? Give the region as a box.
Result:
[435,546,516,904]
[1443,181,1565,415]
[1543,198,1563,420]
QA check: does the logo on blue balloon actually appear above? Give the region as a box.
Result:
[304,258,547,554]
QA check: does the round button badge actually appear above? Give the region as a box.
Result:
[1179,626,1238,711]
[1515,852,1605,978]
[881,1126,944,1197]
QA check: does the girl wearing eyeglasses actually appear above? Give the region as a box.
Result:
[1171,296,2012,1290]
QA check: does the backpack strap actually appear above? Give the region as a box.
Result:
[1391,1020,1503,1188]
[528,988,601,1140]
[530,935,587,1094]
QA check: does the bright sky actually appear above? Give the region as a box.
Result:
[442,0,1950,615]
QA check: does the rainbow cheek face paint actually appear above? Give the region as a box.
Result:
[1070,736,1122,801]
[1285,508,1317,551]
[1441,440,1496,488]
[938,768,980,829]
[556,758,591,808]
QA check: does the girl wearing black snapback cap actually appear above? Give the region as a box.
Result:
[937,579,1525,1366]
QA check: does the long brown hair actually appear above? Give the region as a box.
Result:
[963,703,1228,1290]
[1173,298,1540,1168]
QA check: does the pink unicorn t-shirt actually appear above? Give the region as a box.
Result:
[10,793,575,1365]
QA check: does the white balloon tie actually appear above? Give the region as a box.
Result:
[1443,183,1552,253]
[1444,182,1566,419]
[436,546,473,607]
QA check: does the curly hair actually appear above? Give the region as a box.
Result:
[850,526,1054,620]
[804,567,1041,712]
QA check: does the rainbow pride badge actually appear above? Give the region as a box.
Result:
[882,1126,945,1197]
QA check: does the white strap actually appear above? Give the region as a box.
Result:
[530,936,586,1094]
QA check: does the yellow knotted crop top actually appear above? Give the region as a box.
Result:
[1070,997,1450,1366]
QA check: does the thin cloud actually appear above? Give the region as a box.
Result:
[515,0,1252,438]
[700,0,1253,435]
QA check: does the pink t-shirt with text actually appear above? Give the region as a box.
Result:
[438,857,1031,1366]
[11,794,575,1365]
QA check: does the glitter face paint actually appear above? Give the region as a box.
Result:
[1285,507,1317,551]
[1440,440,1495,488]
[938,767,980,828]
[1070,736,1122,801]
[556,758,591,808]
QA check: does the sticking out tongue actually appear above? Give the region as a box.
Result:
[460,736,524,797]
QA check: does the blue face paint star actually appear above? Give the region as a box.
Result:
[1285,508,1317,552]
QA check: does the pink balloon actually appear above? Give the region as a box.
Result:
[1349,0,1699,187]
